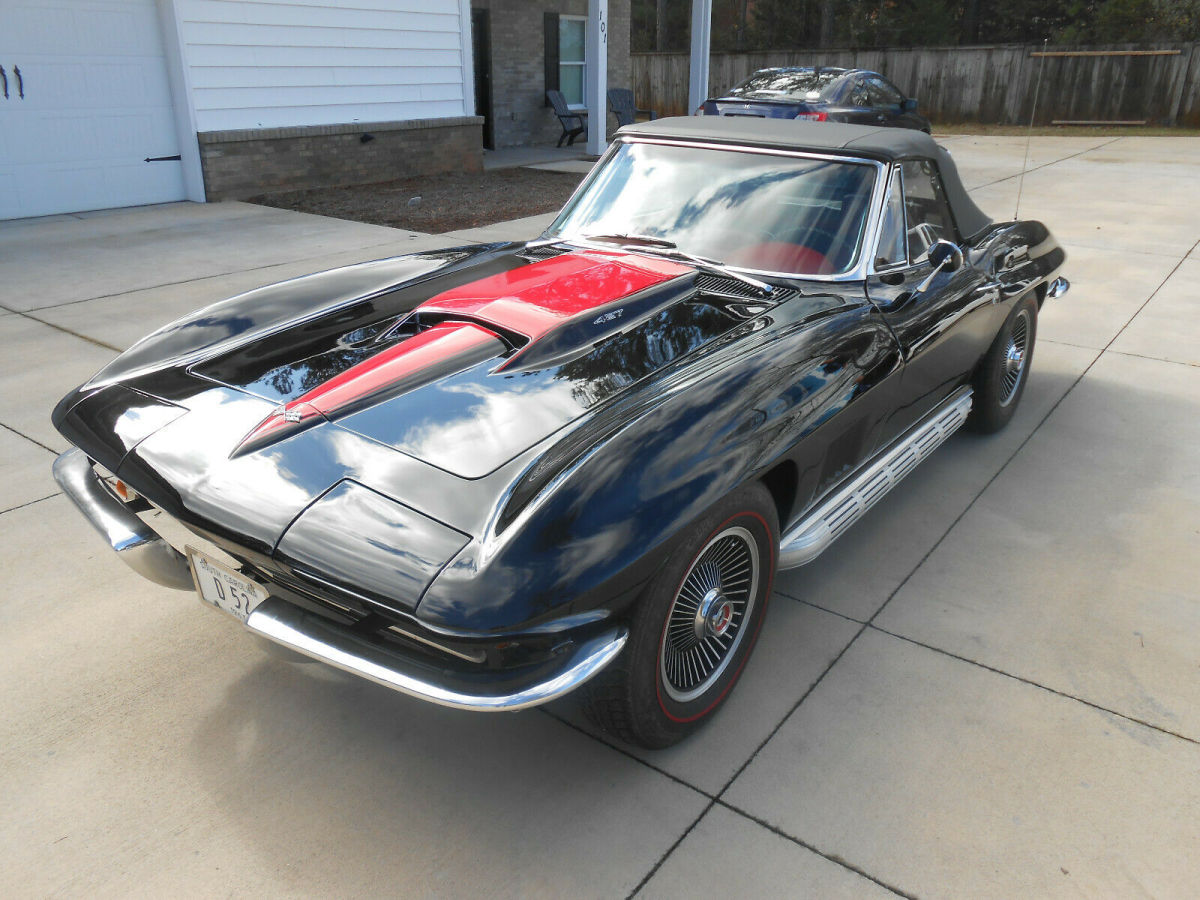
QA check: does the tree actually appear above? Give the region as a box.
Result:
[629,0,1199,52]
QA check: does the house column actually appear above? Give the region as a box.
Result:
[687,0,712,114]
[586,0,608,155]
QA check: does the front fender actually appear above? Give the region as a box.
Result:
[416,300,901,633]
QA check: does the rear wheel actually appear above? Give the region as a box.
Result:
[969,294,1038,434]
[580,483,777,748]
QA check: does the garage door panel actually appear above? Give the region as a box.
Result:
[11,111,176,164]
[0,157,185,220]
[0,174,17,220]
[0,0,186,220]
[10,2,154,57]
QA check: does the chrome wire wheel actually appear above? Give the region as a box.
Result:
[1000,309,1031,406]
[659,525,760,703]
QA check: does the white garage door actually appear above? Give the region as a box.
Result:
[0,0,186,220]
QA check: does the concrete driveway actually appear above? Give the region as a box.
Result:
[2,137,1198,898]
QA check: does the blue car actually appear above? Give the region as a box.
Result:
[698,66,931,133]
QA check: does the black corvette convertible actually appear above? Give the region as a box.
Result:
[53,118,1067,748]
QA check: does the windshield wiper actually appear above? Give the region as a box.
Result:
[526,232,674,250]
[527,233,773,295]
[581,232,678,248]
[634,245,774,295]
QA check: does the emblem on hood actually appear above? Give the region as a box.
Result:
[594,309,624,325]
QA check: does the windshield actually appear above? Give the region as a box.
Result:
[546,141,878,277]
[725,68,845,101]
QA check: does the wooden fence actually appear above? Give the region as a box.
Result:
[632,43,1200,127]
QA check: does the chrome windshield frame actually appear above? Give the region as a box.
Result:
[541,135,889,284]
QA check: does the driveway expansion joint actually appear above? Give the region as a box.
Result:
[14,236,417,314]
[537,707,715,801]
[711,798,920,899]
[777,588,1199,746]
[1,492,62,517]
[0,303,122,353]
[969,136,1123,191]
[1,420,60,455]
[868,626,1198,747]
[627,798,718,898]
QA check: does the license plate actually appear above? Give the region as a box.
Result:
[188,547,268,623]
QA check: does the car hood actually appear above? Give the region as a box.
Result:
[53,244,769,558]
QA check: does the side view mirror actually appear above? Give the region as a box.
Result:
[928,239,963,272]
[915,240,963,294]
[901,98,919,113]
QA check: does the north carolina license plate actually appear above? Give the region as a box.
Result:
[188,547,268,623]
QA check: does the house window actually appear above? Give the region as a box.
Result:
[559,16,586,106]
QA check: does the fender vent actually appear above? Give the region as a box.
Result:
[519,245,569,260]
[695,274,794,304]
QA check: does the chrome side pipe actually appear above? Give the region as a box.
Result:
[778,387,974,569]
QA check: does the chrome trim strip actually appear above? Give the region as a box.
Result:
[385,623,488,664]
[1047,276,1070,299]
[52,448,194,590]
[247,597,629,712]
[778,387,974,569]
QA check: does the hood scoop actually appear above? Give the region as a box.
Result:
[232,321,505,457]
[411,250,692,343]
[194,250,722,476]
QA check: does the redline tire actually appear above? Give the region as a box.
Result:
[580,482,778,748]
[969,293,1038,434]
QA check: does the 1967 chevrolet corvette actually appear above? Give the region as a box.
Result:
[53,118,1067,748]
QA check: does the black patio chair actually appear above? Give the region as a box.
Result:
[607,88,657,128]
[547,90,586,147]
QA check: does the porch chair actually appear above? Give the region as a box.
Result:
[546,90,586,147]
[607,89,658,128]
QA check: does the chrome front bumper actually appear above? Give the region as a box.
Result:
[53,448,194,590]
[248,599,627,711]
[52,447,627,711]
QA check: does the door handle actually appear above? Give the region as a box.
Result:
[13,65,23,99]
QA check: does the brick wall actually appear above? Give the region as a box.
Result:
[197,116,484,200]
[474,0,633,148]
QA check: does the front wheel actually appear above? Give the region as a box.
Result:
[969,293,1038,434]
[580,483,778,748]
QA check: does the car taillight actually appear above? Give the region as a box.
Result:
[794,112,828,122]
[695,106,706,116]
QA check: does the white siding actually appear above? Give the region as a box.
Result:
[176,0,472,131]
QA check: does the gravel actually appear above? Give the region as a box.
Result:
[248,168,586,234]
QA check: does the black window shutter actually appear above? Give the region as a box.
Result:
[544,12,559,105]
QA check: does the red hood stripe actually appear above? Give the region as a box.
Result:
[417,250,692,341]
[231,251,690,457]
[232,322,503,457]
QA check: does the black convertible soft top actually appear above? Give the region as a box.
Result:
[618,116,992,241]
